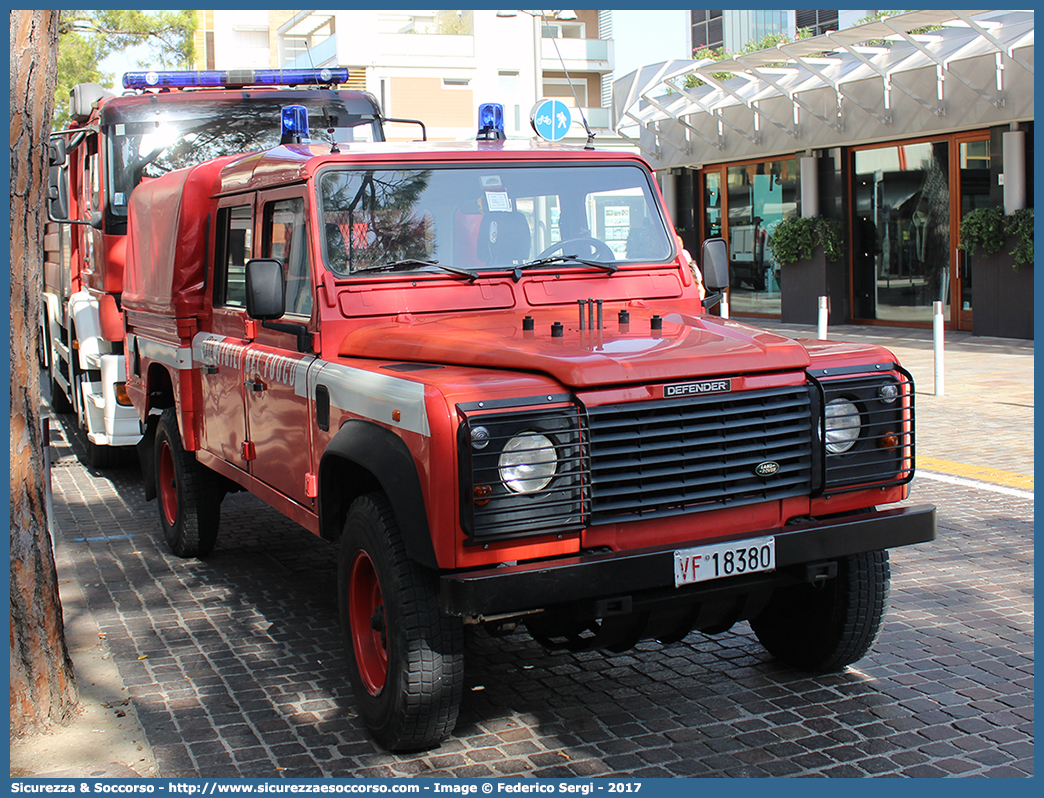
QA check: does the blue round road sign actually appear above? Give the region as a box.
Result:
[530,99,572,142]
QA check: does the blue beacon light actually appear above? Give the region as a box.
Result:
[123,68,349,90]
[281,106,310,144]
[477,103,505,140]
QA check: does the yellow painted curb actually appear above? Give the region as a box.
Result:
[919,456,1034,490]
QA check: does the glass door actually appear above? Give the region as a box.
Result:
[954,135,991,331]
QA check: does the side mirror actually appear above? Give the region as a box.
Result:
[701,237,729,291]
[48,165,69,220]
[48,139,67,167]
[245,258,286,320]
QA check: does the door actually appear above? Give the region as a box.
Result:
[200,201,253,466]
[244,192,318,506]
[953,134,991,331]
[700,166,725,311]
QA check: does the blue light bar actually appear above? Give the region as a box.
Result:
[477,102,505,140]
[281,105,310,144]
[123,68,349,90]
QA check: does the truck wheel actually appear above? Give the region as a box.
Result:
[750,550,890,673]
[154,408,221,558]
[74,374,121,469]
[338,493,463,752]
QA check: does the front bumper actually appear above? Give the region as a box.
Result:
[440,504,936,618]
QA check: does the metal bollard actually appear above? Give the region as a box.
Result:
[933,300,945,396]
[817,296,829,340]
[720,293,729,320]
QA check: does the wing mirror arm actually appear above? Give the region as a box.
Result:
[702,291,723,310]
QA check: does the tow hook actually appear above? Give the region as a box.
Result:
[803,561,838,583]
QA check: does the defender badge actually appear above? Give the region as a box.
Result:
[664,379,732,398]
[755,461,780,477]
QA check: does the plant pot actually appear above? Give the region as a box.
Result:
[972,235,1033,340]
[781,247,830,326]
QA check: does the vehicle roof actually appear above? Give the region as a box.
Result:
[215,139,653,195]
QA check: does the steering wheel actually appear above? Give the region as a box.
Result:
[538,237,615,261]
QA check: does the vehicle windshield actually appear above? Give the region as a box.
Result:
[317,163,673,276]
[103,93,382,217]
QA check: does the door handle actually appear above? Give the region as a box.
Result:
[245,378,266,393]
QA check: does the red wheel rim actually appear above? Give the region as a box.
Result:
[158,440,178,527]
[349,550,388,695]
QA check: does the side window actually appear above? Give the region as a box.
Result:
[262,197,312,318]
[215,205,253,308]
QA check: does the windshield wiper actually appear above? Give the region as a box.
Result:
[352,259,476,281]
[510,254,618,282]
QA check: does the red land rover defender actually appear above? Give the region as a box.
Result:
[123,104,935,751]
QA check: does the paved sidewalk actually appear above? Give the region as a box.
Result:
[15,322,1033,778]
[754,320,1034,482]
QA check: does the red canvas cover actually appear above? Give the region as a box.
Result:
[122,157,232,318]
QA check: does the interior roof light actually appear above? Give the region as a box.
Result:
[123,68,349,91]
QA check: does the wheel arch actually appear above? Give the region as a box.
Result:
[136,363,177,502]
[319,419,438,570]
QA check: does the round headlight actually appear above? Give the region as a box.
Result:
[825,398,860,454]
[498,432,557,493]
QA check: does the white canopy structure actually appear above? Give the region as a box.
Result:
[612,10,1033,169]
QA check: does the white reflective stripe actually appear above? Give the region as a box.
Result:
[243,349,312,396]
[194,331,313,396]
[137,336,193,369]
[193,332,430,437]
[313,362,430,437]
[194,331,244,371]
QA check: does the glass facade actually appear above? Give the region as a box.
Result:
[724,158,798,316]
[852,142,951,324]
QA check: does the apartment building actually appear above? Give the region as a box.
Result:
[192,9,614,143]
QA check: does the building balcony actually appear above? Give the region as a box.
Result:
[541,37,612,73]
[286,34,337,69]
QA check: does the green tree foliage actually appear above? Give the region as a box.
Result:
[54,10,196,127]
[684,29,813,89]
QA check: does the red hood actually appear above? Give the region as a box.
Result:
[338,308,811,389]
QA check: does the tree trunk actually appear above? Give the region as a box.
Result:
[9,9,78,738]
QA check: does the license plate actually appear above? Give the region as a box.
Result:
[674,536,776,587]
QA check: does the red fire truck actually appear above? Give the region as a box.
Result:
[42,68,399,465]
[123,102,935,751]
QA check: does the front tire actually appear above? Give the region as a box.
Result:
[751,550,890,673]
[338,493,463,752]
[153,408,222,558]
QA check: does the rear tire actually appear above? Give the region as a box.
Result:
[339,493,463,752]
[83,436,123,469]
[751,550,890,673]
[153,408,222,558]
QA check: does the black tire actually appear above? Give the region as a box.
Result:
[751,550,890,673]
[73,373,124,469]
[338,493,463,752]
[83,436,124,469]
[153,408,222,558]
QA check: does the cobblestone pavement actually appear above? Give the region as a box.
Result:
[48,354,1033,780]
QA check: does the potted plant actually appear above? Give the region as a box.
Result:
[960,206,1033,339]
[770,216,843,266]
[769,216,844,325]
[1004,207,1034,268]
[958,207,1005,258]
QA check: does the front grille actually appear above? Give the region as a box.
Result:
[586,386,813,523]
